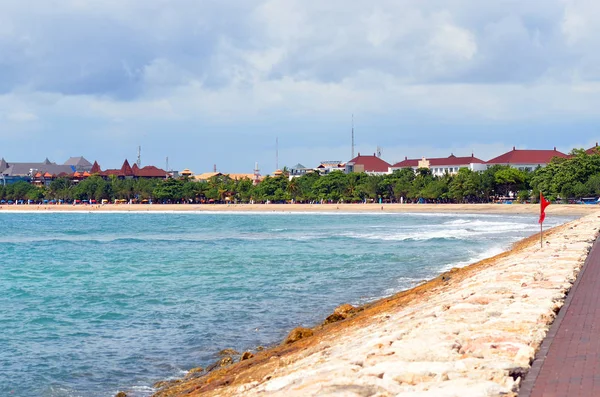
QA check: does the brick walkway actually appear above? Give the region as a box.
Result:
[519,237,600,397]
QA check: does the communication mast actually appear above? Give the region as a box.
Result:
[351,114,355,159]
[137,146,142,167]
[253,162,261,186]
[213,164,217,173]
[377,146,382,158]
[166,156,169,172]
[276,137,279,171]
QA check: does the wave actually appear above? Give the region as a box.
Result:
[0,221,535,244]
[341,222,534,241]
[440,246,507,272]
[342,229,472,241]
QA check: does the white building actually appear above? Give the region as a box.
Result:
[389,154,486,176]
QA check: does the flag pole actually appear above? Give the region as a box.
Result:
[540,222,543,249]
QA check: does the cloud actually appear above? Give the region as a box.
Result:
[6,111,38,122]
[0,0,599,172]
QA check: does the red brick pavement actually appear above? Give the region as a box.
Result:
[519,237,600,397]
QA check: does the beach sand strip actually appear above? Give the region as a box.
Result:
[1,203,599,216]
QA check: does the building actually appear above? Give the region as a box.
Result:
[316,161,346,175]
[289,163,312,178]
[586,143,599,155]
[180,169,193,177]
[0,158,76,177]
[390,154,486,176]
[193,172,259,183]
[93,160,168,179]
[63,156,93,172]
[194,172,221,182]
[485,147,568,171]
[228,173,256,181]
[345,153,391,175]
[0,157,77,185]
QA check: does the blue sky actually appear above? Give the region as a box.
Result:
[1,0,599,173]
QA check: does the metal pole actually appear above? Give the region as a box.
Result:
[540,222,543,249]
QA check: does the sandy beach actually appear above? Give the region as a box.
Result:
[148,210,600,397]
[0,203,598,216]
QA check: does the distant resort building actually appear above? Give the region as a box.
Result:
[180,169,193,177]
[390,154,486,176]
[193,172,260,183]
[316,161,346,175]
[0,144,594,188]
[64,156,93,172]
[346,153,391,175]
[93,160,168,179]
[586,143,599,155]
[485,147,568,171]
[0,157,91,185]
[289,163,313,178]
[0,156,168,186]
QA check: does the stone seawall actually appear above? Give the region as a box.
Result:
[151,212,600,397]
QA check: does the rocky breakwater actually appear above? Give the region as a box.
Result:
[152,212,600,397]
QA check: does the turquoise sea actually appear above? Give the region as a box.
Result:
[0,211,572,397]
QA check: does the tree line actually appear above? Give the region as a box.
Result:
[1,149,599,204]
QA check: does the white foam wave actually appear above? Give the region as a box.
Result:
[440,246,506,272]
[342,221,534,241]
[343,229,473,241]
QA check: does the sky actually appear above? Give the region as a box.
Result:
[1,0,600,173]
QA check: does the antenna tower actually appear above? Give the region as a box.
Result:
[377,146,382,158]
[276,137,279,170]
[351,114,355,159]
[213,164,217,173]
[253,162,261,186]
[166,157,169,172]
[137,146,141,167]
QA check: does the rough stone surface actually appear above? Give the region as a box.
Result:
[283,327,314,344]
[323,304,359,325]
[152,212,600,397]
[218,349,239,356]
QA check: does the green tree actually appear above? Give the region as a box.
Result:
[48,178,73,201]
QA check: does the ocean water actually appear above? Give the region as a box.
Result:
[0,211,572,397]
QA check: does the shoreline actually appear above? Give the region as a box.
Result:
[0,203,598,216]
[148,211,600,397]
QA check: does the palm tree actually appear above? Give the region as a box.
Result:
[287,177,299,201]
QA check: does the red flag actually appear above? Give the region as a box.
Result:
[539,192,550,224]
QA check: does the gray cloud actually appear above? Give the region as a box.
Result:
[0,0,589,98]
[1,0,600,172]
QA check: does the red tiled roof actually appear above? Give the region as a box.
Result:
[97,162,166,178]
[429,154,484,166]
[73,172,81,177]
[486,147,568,165]
[135,165,168,178]
[586,143,599,155]
[349,153,391,172]
[90,161,101,174]
[120,159,134,177]
[102,169,120,176]
[392,154,483,168]
[392,157,419,168]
